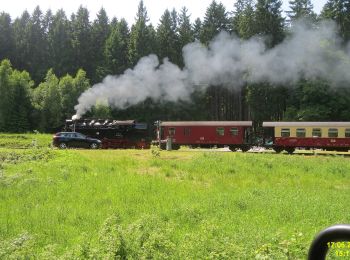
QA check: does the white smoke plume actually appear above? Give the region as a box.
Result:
[74,20,350,119]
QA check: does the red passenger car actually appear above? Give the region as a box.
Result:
[263,122,350,153]
[156,121,253,151]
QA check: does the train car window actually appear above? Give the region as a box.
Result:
[184,127,191,136]
[230,127,238,136]
[281,128,290,137]
[216,127,225,136]
[312,128,322,137]
[345,129,350,138]
[296,128,306,137]
[169,127,176,136]
[328,128,338,138]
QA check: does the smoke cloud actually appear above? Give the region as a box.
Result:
[74,20,350,119]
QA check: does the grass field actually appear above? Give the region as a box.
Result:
[0,134,350,259]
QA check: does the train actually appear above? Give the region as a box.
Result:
[64,119,150,149]
[64,119,350,153]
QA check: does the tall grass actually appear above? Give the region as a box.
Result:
[0,145,349,258]
[0,133,53,148]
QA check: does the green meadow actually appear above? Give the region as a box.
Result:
[0,134,349,259]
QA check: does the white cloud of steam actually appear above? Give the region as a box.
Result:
[74,20,350,118]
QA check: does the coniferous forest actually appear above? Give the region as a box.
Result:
[0,0,350,132]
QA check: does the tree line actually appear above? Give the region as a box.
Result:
[0,0,349,132]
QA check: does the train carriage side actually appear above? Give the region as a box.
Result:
[263,122,350,153]
[158,121,253,151]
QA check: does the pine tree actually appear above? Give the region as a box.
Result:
[43,9,53,33]
[12,11,31,73]
[255,0,285,48]
[156,9,179,63]
[47,9,74,77]
[178,7,194,67]
[170,8,181,65]
[91,8,110,83]
[232,0,246,35]
[321,0,350,42]
[200,1,232,120]
[0,12,14,62]
[286,0,316,24]
[193,18,202,41]
[28,6,49,83]
[246,83,287,122]
[231,0,256,39]
[71,6,93,79]
[128,0,156,65]
[104,18,130,75]
[201,0,230,44]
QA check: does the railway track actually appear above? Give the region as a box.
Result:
[181,147,350,156]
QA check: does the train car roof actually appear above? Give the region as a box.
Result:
[66,119,136,125]
[160,121,253,126]
[263,122,350,127]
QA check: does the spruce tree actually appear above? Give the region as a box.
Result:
[12,11,31,73]
[255,0,285,48]
[178,7,193,46]
[91,8,110,83]
[178,7,194,67]
[286,0,316,22]
[322,0,350,42]
[104,19,130,75]
[47,9,73,77]
[71,6,93,79]
[156,9,179,63]
[231,0,256,39]
[128,0,156,65]
[28,6,49,83]
[201,0,230,44]
[0,13,14,62]
[193,18,202,41]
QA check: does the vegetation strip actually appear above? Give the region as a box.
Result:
[0,143,349,258]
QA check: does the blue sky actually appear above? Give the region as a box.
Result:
[1,0,328,25]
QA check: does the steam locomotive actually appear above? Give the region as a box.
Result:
[64,119,350,153]
[64,119,150,149]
